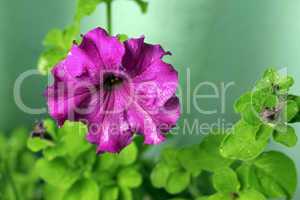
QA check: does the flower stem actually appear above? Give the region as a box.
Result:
[106,0,112,34]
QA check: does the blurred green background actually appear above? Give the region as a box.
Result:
[0,0,299,198]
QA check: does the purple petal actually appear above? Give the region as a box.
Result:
[123,37,178,106]
[46,81,95,126]
[46,43,98,125]
[123,37,171,77]
[86,89,134,153]
[80,27,125,71]
[153,96,181,133]
[52,45,92,82]
[127,102,166,145]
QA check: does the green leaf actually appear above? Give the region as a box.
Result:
[36,158,80,189]
[93,171,114,186]
[256,69,294,94]
[27,137,54,152]
[198,134,233,172]
[273,125,297,147]
[254,151,297,199]
[195,193,231,200]
[241,104,262,125]
[75,0,104,22]
[195,197,208,200]
[263,94,278,108]
[212,167,240,193]
[220,121,273,160]
[133,0,148,13]
[0,129,39,200]
[151,162,171,188]
[117,143,138,166]
[38,25,79,75]
[282,100,299,122]
[231,142,297,198]
[237,162,286,198]
[63,178,100,200]
[166,170,190,194]
[38,47,66,75]
[263,68,280,82]
[239,189,266,200]
[98,153,118,171]
[178,146,201,176]
[256,68,280,90]
[101,186,119,200]
[168,199,188,200]
[120,187,133,200]
[236,163,261,191]
[62,25,80,48]
[234,92,251,113]
[9,128,29,150]
[252,90,279,114]
[255,169,286,198]
[75,148,97,174]
[43,119,57,140]
[58,121,91,160]
[278,76,294,91]
[289,95,300,123]
[117,34,128,42]
[117,167,142,188]
[198,190,265,200]
[161,147,180,168]
[43,144,67,160]
[43,29,64,48]
[236,164,251,190]
[44,184,66,200]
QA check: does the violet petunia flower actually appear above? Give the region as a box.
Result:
[46,27,180,153]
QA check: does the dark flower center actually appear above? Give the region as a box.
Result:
[103,73,124,91]
[31,122,52,141]
[261,106,281,122]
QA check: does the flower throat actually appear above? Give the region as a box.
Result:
[103,73,124,91]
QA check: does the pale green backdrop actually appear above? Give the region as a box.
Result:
[0,0,299,198]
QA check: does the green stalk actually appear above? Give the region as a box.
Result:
[106,0,112,34]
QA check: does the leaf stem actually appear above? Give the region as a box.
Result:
[106,0,112,34]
